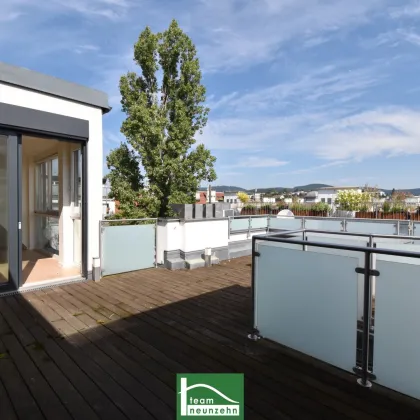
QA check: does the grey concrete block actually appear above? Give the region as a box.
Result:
[214,203,223,218]
[166,258,186,270]
[193,204,204,219]
[170,204,185,218]
[204,203,214,218]
[184,204,193,220]
[170,204,193,219]
[220,202,230,211]
[185,258,205,270]
[164,250,185,270]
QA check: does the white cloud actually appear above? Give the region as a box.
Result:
[299,107,420,160]
[364,28,420,49]
[209,63,381,116]
[200,114,321,150]
[278,160,350,175]
[189,0,385,72]
[303,36,331,49]
[399,29,420,46]
[52,0,133,20]
[231,157,289,168]
[74,44,100,54]
[390,1,420,18]
[0,12,22,22]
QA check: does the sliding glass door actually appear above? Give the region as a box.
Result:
[0,132,21,290]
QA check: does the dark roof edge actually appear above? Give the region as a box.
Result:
[0,61,111,114]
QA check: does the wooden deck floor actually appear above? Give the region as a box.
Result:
[0,256,419,419]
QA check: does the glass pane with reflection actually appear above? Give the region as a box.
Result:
[0,135,8,283]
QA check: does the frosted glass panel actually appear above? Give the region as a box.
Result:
[414,223,420,237]
[269,217,301,230]
[230,218,250,231]
[346,220,396,235]
[251,217,268,229]
[375,240,420,265]
[305,218,343,232]
[374,261,420,399]
[102,224,155,276]
[258,239,302,251]
[306,234,367,256]
[255,244,358,372]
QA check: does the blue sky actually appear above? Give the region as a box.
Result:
[2,0,420,189]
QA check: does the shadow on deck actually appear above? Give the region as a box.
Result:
[0,256,419,419]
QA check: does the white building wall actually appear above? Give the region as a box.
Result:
[183,220,228,252]
[0,83,104,273]
[156,219,229,260]
[156,220,183,265]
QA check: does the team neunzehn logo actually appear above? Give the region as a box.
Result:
[176,373,244,419]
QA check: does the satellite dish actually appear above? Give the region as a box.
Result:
[277,209,294,218]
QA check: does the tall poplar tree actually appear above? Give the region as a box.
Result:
[110,19,216,218]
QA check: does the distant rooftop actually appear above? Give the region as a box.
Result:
[0,61,111,113]
[318,186,360,191]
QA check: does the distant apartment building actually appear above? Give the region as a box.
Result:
[195,190,224,204]
[405,196,420,207]
[224,192,239,204]
[304,186,362,206]
[249,193,275,204]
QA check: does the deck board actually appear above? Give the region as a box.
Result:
[0,257,419,419]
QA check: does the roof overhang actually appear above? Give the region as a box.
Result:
[0,61,111,114]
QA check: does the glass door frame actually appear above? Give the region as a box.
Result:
[0,129,88,290]
[0,129,22,290]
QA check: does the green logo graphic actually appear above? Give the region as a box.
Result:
[176,373,244,419]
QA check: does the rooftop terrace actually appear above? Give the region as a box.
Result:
[0,257,419,419]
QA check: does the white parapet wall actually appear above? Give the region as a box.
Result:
[156,219,183,265]
[183,219,228,252]
[157,218,244,269]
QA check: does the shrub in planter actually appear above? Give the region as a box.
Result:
[241,205,256,215]
[356,211,376,219]
[310,202,329,217]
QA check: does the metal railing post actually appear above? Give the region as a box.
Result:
[154,220,158,268]
[396,220,400,236]
[301,217,306,229]
[302,230,307,251]
[267,215,271,233]
[358,237,373,388]
[248,236,260,341]
[248,216,252,239]
[228,217,231,239]
[97,220,103,281]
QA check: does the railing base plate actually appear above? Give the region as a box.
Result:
[247,333,261,341]
[357,378,372,388]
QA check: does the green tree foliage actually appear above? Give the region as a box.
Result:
[105,144,154,218]
[114,19,216,218]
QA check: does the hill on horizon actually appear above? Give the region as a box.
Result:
[200,185,420,195]
[199,184,332,193]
